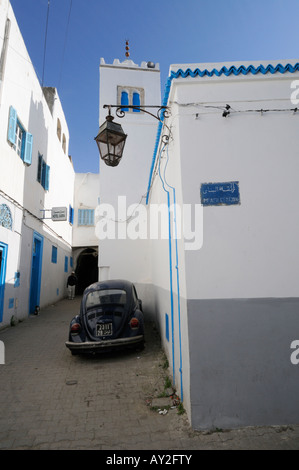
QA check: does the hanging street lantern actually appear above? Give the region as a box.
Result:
[95,110,127,167]
[95,104,171,167]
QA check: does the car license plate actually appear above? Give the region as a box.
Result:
[97,323,112,336]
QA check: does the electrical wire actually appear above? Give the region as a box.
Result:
[58,0,73,89]
[172,100,298,117]
[42,0,50,87]
[98,193,147,223]
[0,188,72,249]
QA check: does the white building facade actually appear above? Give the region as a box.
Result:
[0,0,75,327]
[147,59,299,429]
[97,57,161,313]
[98,57,299,430]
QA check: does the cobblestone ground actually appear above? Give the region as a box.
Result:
[0,297,298,450]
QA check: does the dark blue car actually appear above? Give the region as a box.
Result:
[65,279,144,355]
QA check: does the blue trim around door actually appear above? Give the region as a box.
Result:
[29,231,44,314]
[0,242,8,323]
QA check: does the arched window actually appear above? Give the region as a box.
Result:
[132,92,140,112]
[0,204,12,230]
[57,118,61,141]
[117,86,144,112]
[121,91,129,111]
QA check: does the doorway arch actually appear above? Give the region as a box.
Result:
[75,248,98,295]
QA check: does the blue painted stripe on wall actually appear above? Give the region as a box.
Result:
[146,62,299,203]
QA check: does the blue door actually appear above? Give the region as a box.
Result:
[29,232,43,314]
[0,242,8,323]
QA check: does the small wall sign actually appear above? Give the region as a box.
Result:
[51,207,67,221]
[200,181,240,206]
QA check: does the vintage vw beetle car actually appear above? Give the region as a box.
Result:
[65,280,144,355]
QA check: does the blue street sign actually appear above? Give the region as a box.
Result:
[200,181,240,206]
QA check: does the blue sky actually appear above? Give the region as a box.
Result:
[9,0,299,173]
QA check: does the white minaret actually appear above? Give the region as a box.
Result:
[97,44,161,283]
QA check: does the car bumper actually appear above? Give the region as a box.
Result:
[65,335,144,353]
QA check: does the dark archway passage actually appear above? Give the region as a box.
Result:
[75,248,98,295]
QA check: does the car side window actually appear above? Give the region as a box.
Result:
[132,286,138,306]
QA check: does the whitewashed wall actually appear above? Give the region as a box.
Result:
[149,60,299,429]
[169,61,299,301]
[0,1,75,327]
[97,58,161,312]
[147,109,191,418]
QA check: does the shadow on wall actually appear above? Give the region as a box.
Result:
[75,248,98,295]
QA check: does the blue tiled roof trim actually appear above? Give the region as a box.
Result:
[145,62,299,203]
[170,62,299,79]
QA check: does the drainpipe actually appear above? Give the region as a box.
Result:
[0,18,11,109]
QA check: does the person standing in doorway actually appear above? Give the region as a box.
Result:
[67,271,77,300]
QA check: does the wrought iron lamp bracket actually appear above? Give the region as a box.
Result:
[103,104,171,143]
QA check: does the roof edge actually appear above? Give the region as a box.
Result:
[169,61,299,80]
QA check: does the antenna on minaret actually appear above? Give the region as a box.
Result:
[125,40,130,58]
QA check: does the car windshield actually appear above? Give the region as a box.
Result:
[86,289,127,309]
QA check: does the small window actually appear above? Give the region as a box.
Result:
[14,271,20,288]
[51,246,57,264]
[7,106,33,164]
[62,134,66,154]
[37,154,50,190]
[15,122,24,156]
[57,118,61,141]
[78,209,94,226]
[117,87,144,113]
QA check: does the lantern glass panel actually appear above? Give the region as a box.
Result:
[95,116,127,167]
[114,140,125,156]
[99,141,108,158]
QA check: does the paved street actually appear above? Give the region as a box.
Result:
[0,297,298,451]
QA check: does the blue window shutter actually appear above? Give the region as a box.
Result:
[64,256,68,272]
[83,209,88,225]
[133,92,140,111]
[121,91,129,111]
[69,205,74,225]
[44,165,50,190]
[79,209,85,225]
[23,132,33,164]
[78,209,94,226]
[8,106,17,144]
